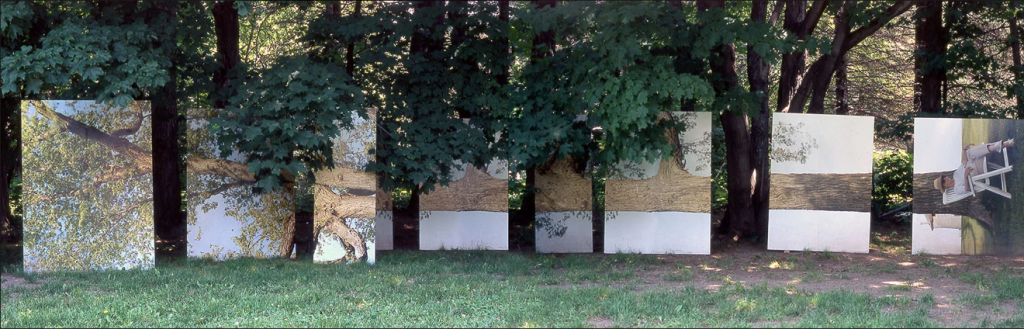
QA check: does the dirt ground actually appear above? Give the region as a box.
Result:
[559,227,1024,327]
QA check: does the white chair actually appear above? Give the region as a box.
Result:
[942,150,1013,204]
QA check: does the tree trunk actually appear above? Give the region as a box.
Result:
[212,0,240,109]
[915,1,945,115]
[834,55,849,115]
[748,0,772,242]
[0,96,17,256]
[788,1,913,114]
[700,0,756,238]
[1011,1,1023,118]
[346,0,361,78]
[152,17,185,261]
[913,171,994,228]
[806,2,850,114]
[777,1,826,113]
[516,0,557,247]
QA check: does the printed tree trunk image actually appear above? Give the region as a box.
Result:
[21,101,155,272]
[186,109,297,259]
[312,111,377,263]
[604,112,713,214]
[913,172,994,228]
[769,174,872,212]
[602,112,713,255]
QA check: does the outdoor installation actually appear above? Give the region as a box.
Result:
[768,113,873,253]
[21,100,154,272]
[186,109,295,259]
[312,112,377,263]
[603,112,712,254]
[913,118,1021,255]
[534,158,593,253]
[419,157,509,251]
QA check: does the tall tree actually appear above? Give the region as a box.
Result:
[1011,1,1023,118]
[147,1,185,260]
[786,1,914,114]
[914,1,946,115]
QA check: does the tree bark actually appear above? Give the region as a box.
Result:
[789,1,913,114]
[700,0,756,238]
[0,96,17,254]
[914,1,945,115]
[152,18,185,261]
[748,1,772,242]
[914,171,994,228]
[1011,1,1023,118]
[835,54,849,115]
[777,1,825,113]
[517,0,557,247]
[346,0,361,78]
[212,0,240,109]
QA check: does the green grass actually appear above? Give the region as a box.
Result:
[1,251,1020,328]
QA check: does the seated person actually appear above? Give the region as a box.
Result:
[934,139,1014,195]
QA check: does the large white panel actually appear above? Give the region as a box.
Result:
[911,214,962,255]
[535,212,593,253]
[375,211,394,251]
[603,212,711,255]
[767,210,870,253]
[419,211,509,250]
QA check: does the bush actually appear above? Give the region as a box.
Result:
[872,150,913,223]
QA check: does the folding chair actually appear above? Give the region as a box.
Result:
[941,150,1013,205]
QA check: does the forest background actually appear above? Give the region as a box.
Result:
[1,0,1022,261]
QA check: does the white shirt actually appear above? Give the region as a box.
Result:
[952,164,970,195]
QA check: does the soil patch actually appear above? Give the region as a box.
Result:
[0,274,44,290]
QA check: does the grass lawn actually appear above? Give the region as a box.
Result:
[3,234,1023,328]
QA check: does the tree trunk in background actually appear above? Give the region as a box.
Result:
[148,1,185,261]
[788,1,912,114]
[1011,1,1023,118]
[806,2,850,114]
[915,1,945,115]
[212,0,240,109]
[152,32,184,259]
[1,96,17,257]
[700,0,755,238]
[748,1,771,242]
[516,0,557,248]
[777,1,825,113]
[835,55,849,115]
[346,0,361,78]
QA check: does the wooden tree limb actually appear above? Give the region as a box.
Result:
[799,1,828,38]
[843,1,914,53]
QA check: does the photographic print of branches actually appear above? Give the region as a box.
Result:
[21,100,154,273]
[312,112,376,264]
[186,109,295,260]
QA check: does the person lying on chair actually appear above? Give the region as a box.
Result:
[934,139,1014,195]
